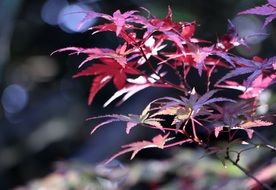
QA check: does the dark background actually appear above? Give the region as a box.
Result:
[0,0,275,189]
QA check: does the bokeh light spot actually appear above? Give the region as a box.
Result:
[1,84,28,114]
[41,0,68,25]
[232,15,267,45]
[58,4,96,33]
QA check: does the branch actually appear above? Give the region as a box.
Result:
[225,148,273,190]
[139,46,187,94]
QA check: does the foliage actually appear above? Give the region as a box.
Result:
[15,149,276,190]
[239,0,276,26]
[54,1,275,181]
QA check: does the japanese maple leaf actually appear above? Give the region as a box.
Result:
[80,9,142,37]
[155,89,235,118]
[90,19,145,45]
[104,133,192,164]
[74,58,140,105]
[104,134,169,164]
[160,44,233,77]
[103,72,166,107]
[187,44,234,76]
[111,10,138,36]
[213,119,273,139]
[238,119,273,139]
[88,103,164,135]
[151,89,235,141]
[95,9,145,36]
[216,20,247,51]
[53,43,134,68]
[210,101,251,137]
[137,36,167,65]
[77,10,109,29]
[140,6,196,51]
[209,100,255,126]
[239,0,276,26]
[216,56,276,88]
[217,74,276,99]
[209,100,273,139]
[151,105,192,130]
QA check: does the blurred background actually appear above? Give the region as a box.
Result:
[0,0,275,189]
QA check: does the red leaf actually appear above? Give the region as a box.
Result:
[52,47,116,68]
[181,22,196,39]
[217,74,276,99]
[103,83,150,107]
[88,75,112,105]
[113,71,126,89]
[73,64,108,77]
[113,10,125,36]
[71,57,140,105]
[124,65,141,74]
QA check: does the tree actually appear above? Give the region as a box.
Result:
[54,1,276,189]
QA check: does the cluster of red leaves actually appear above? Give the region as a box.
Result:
[54,4,275,164]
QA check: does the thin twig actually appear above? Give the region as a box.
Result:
[139,46,187,93]
[224,148,273,190]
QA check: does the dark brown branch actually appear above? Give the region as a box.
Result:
[225,150,273,190]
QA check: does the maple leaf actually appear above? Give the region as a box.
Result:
[216,20,267,52]
[137,36,167,65]
[53,43,136,68]
[217,74,276,99]
[152,106,192,129]
[74,58,140,105]
[139,6,196,51]
[77,10,108,29]
[112,10,138,36]
[188,44,234,76]
[88,103,164,135]
[80,9,143,37]
[239,0,276,26]
[209,100,273,139]
[104,133,169,164]
[151,89,235,141]
[235,119,273,139]
[239,120,273,129]
[156,89,235,117]
[103,83,150,107]
[103,72,166,107]
[214,126,224,138]
[216,20,248,51]
[160,43,234,77]
[54,5,276,165]
[52,47,114,67]
[151,89,236,128]
[92,9,142,36]
[216,56,276,88]
[209,100,254,127]
[104,133,192,164]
